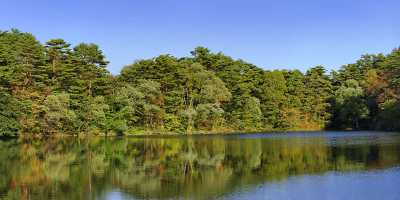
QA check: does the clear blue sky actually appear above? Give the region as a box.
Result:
[1,0,399,74]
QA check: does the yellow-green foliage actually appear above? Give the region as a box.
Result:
[1,29,400,136]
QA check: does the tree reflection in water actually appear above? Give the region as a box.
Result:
[0,132,400,200]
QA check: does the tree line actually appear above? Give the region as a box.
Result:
[1,29,400,136]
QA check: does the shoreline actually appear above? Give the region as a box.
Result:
[2,129,397,140]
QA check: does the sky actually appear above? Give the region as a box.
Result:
[1,0,399,74]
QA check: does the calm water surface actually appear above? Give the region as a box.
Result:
[1,131,400,200]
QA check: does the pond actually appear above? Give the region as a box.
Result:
[0,131,400,200]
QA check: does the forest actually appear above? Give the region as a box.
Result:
[1,29,400,136]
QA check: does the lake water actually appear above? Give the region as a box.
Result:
[1,131,400,200]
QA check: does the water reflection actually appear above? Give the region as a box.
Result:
[0,132,399,200]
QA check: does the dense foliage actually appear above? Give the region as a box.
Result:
[1,29,400,136]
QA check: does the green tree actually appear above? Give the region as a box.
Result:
[283,70,306,108]
[42,93,77,135]
[259,70,287,128]
[0,29,46,91]
[0,92,21,136]
[45,39,71,90]
[230,95,262,130]
[332,79,369,129]
[80,96,109,134]
[180,63,231,132]
[304,66,333,127]
[70,43,110,96]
